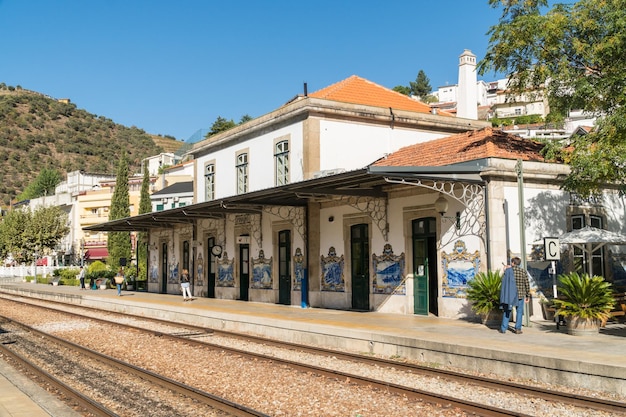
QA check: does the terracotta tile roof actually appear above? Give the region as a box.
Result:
[372,127,547,167]
[309,75,451,116]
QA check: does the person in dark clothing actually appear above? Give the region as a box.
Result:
[78,266,86,290]
[500,257,530,334]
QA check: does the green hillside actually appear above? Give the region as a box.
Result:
[0,84,183,206]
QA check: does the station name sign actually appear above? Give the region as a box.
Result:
[544,237,560,261]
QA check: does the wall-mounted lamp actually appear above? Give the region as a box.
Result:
[434,194,461,230]
[328,216,334,223]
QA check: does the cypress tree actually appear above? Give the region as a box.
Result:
[107,152,131,272]
[136,162,152,280]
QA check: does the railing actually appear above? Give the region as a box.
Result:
[0,265,65,279]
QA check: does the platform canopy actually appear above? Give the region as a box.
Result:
[83,167,483,233]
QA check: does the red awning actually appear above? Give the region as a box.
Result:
[36,258,48,266]
[85,248,109,260]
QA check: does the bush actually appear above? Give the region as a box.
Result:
[466,270,503,316]
[87,260,108,274]
[60,267,80,282]
[553,273,615,321]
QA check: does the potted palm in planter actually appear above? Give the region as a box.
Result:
[124,271,136,291]
[466,270,503,327]
[552,272,615,336]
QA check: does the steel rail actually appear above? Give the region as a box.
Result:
[1,299,529,416]
[1,316,270,417]
[3,293,625,415]
[0,342,119,417]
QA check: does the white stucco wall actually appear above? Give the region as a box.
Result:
[194,123,304,202]
[318,120,446,171]
[503,185,569,257]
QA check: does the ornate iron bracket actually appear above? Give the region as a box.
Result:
[343,196,388,241]
[201,218,226,247]
[230,213,262,248]
[263,206,307,242]
[383,177,486,248]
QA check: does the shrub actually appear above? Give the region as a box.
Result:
[553,272,615,321]
[466,270,503,316]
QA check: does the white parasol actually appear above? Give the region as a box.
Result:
[559,226,626,276]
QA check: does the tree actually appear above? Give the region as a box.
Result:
[17,168,62,200]
[239,114,253,124]
[393,85,411,96]
[207,116,236,137]
[136,162,152,281]
[107,152,131,271]
[0,206,68,264]
[410,70,432,100]
[26,205,69,260]
[0,208,30,263]
[479,0,626,197]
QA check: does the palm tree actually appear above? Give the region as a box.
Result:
[553,273,615,320]
[466,270,502,317]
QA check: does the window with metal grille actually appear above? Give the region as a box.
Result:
[205,163,215,201]
[571,214,604,276]
[275,140,289,186]
[236,153,248,195]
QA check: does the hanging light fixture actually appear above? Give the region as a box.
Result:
[434,193,461,230]
[434,194,449,216]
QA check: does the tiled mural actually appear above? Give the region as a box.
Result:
[372,244,405,295]
[321,246,345,292]
[441,240,480,297]
[217,251,234,287]
[293,247,304,291]
[252,250,272,289]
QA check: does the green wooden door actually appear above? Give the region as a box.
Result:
[351,224,370,311]
[239,243,249,301]
[207,237,216,298]
[412,217,437,316]
[161,242,168,294]
[278,230,291,305]
[413,238,429,315]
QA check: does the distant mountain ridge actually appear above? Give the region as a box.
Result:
[0,85,183,206]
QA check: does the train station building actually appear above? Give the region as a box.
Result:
[85,75,626,320]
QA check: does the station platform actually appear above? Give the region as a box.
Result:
[1,281,625,398]
[0,356,82,417]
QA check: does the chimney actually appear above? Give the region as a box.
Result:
[304,82,308,97]
[457,49,478,120]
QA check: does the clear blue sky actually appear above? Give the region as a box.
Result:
[1,0,506,141]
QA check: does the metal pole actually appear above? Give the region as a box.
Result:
[503,200,511,264]
[551,260,558,299]
[515,159,530,327]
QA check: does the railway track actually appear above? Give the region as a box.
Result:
[0,317,269,417]
[1,293,624,416]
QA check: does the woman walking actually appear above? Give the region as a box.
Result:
[180,268,193,301]
[114,268,124,296]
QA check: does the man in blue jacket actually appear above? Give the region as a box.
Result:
[500,257,530,334]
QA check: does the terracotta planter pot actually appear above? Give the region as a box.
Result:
[482,309,503,329]
[566,316,601,336]
[541,303,555,321]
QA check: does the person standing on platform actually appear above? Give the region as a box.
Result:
[500,257,530,334]
[180,268,193,301]
[78,266,86,290]
[499,262,517,334]
[114,268,124,296]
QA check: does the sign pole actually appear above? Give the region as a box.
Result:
[544,237,561,325]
